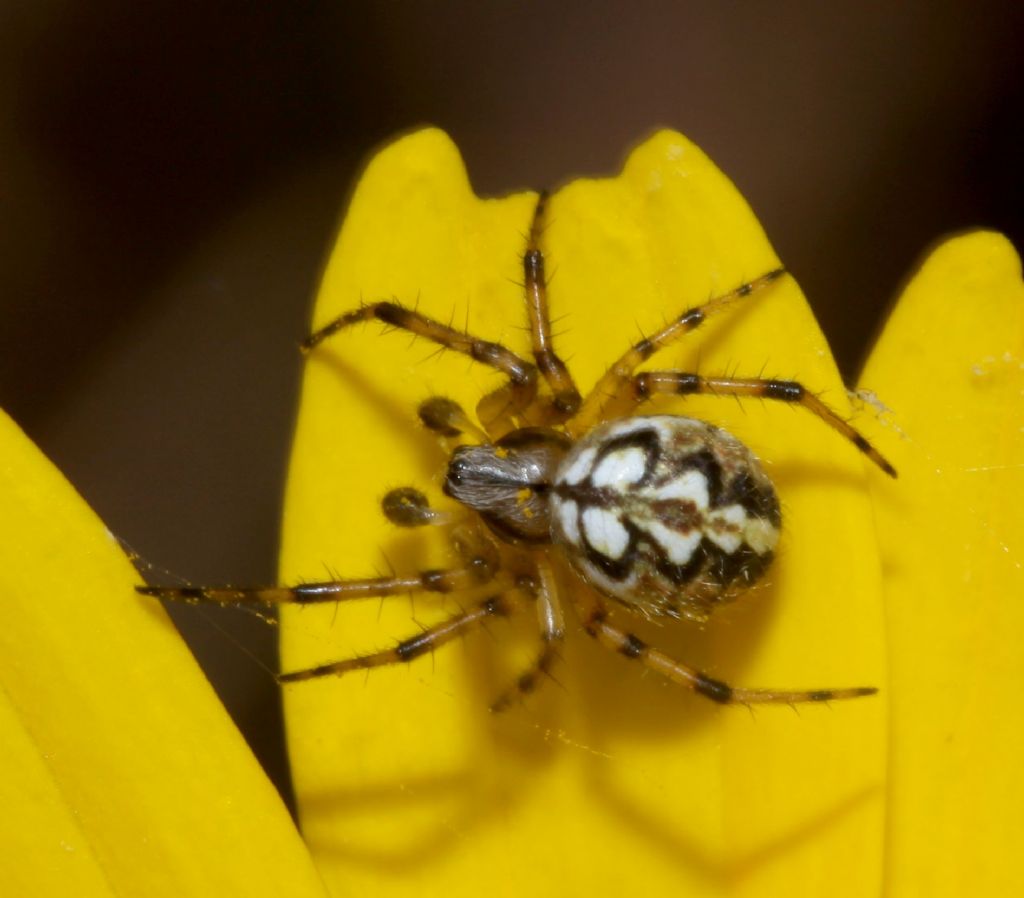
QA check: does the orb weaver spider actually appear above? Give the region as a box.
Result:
[139,191,895,711]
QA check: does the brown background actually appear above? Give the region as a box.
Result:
[2,1,1022,811]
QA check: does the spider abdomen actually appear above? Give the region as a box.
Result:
[550,416,781,621]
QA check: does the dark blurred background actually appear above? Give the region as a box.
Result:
[3,1,1022,810]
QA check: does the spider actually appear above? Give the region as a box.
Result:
[139,191,896,711]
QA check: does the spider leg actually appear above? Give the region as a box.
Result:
[522,191,581,417]
[138,521,504,606]
[490,554,566,712]
[302,301,538,418]
[578,599,876,705]
[567,268,786,437]
[137,568,509,607]
[278,590,523,683]
[633,372,897,477]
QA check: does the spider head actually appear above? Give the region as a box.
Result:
[443,427,570,544]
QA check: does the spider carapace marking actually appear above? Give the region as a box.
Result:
[139,189,895,711]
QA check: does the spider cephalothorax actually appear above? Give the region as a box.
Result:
[443,426,569,543]
[139,190,895,709]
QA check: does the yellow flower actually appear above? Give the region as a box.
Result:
[860,228,1024,895]
[2,128,1021,895]
[0,415,327,895]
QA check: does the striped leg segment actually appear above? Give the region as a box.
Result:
[278,592,521,683]
[580,604,876,705]
[490,555,566,712]
[137,551,502,606]
[634,372,897,477]
[302,301,539,416]
[568,268,786,437]
[523,191,581,417]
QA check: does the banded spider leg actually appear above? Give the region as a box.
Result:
[567,267,788,437]
[576,594,877,706]
[633,372,897,477]
[566,260,896,477]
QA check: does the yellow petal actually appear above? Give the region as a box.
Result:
[281,129,887,895]
[859,232,1024,893]
[0,411,328,897]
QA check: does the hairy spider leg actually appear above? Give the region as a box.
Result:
[490,553,567,711]
[302,300,539,425]
[633,372,897,477]
[278,590,524,683]
[567,268,786,437]
[522,191,582,417]
[138,520,505,605]
[136,568,507,607]
[577,597,876,705]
